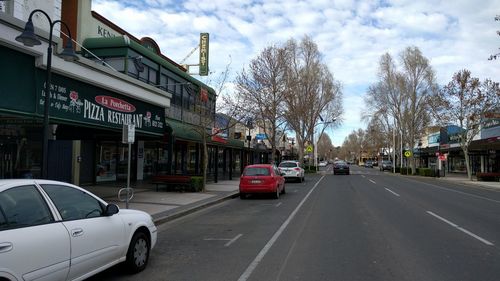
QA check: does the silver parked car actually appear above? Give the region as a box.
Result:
[0,179,157,281]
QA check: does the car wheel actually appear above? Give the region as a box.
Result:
[125,231,150,273]
[240,192,246,199]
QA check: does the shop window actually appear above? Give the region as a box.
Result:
[187,144,197,174]
[96,143,117,182]
[159,74,167,91]
[142,145,157,179]
[149,67,157,85]
[103,57,125,72]
[139,66,148,82]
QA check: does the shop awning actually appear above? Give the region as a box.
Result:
[166,119,244,148]
[166,119,202,142]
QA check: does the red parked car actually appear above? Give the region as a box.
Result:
[239,164,286,199]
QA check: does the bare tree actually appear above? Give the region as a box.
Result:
[317,133,334,161]
[339,129,366,164]
[189,60,246,189]
[488,15,500,60]
[365,47,439,173]
[440,70,500,180]
[283,36,343,165]
[234,45,288,164]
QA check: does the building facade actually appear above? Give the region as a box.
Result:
[0,0,247,184]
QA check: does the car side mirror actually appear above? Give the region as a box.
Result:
[104,204,119,216]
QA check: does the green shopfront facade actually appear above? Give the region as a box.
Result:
[0,45,167,184]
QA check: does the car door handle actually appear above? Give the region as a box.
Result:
[0,242,13,253]
[71,228,84,237]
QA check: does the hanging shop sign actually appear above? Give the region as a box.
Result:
[199,33,209,76]
[35,70,165,135]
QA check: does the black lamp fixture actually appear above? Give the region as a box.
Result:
[15,9,79,179]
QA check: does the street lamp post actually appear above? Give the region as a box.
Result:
[314,118,335,171]
[16,9,79,179]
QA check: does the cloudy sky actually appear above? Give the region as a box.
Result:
[92,0,500,146]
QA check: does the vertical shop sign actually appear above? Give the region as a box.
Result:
[199,33,209,76]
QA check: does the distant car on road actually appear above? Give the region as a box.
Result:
[364,160,374,168]
[319,161,328,167]
[333,161,350,175]
[278,161,305,182]
[380,160,393,171]
[0,179,157,281]
[239,164,285,199]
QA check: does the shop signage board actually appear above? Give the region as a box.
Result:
[35,70,165,135]
[199,33,209,76]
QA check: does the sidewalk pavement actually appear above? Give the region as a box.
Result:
[433,172,500,190]
[85,173,499,225]
[85,179,240,225]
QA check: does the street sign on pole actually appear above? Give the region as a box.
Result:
[122,124,135,144]
[122,124,135,208]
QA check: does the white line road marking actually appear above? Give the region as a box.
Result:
[369,179,376,184]
[385,188,400,197]
[237,176,325,281]
[362,175,366,178]
[225,234,243,247]
[204,234,244,247]
[275,202,282,207]
[426,211,494,246]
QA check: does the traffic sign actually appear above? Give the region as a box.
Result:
[306,145,313,153]
[404,150,412,158]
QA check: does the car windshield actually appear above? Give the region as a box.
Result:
[244,167,271,176]
[279,162,298,168]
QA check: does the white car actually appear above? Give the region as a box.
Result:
[278,161,305,182]
[0,179,157,281]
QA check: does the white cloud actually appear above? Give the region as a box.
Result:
[92,0,500,145]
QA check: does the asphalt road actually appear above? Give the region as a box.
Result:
[89,165,500,281]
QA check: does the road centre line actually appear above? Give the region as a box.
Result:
[426,211,494,246]
[384,188,400,197]
[404,178,500,205]
[369,179,377,184]
[237,176,325,281]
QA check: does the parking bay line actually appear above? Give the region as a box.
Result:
[237,175,325,281]
[426,211,494,246]
[203,233,244,247]
[369,179,377,184]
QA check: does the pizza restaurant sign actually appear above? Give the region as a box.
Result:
[37,72,165,135]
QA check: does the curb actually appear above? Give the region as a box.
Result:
[152,191,240,225]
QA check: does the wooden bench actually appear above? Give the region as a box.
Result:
[476,172,500,182]
[151,175,192,191]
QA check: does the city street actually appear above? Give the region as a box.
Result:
[89,165,500,281]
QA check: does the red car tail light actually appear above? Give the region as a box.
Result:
[293,167,301,171]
